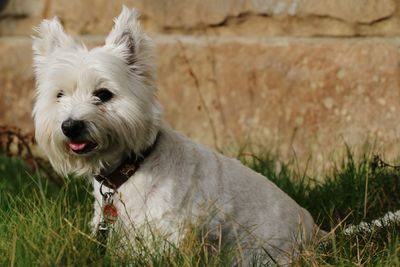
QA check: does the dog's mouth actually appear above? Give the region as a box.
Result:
[67,140,98,154]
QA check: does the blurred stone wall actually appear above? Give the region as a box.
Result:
[1,0,400,171]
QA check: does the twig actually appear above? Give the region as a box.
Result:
[371,155,400,172]
[0,125,65,187]
[177,40,220,150]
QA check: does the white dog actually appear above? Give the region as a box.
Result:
[33,6,320,265]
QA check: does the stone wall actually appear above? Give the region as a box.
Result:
[1,0,400,172]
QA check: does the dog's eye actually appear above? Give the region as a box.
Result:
[94,88,113,103]
[56,91,64,99]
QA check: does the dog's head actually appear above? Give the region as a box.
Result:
[32,6,161,176]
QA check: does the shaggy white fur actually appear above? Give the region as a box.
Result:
[33,6,320,265]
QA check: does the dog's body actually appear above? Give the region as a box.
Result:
[33,7,319,265]
[92,123,316,263]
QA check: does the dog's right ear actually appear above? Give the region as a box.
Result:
[32,17,79,57]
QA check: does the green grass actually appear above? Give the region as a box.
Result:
[0,150,399,266]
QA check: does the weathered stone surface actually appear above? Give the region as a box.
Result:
[1,0,395,37]
[1,35,400,171]
[139,0,397,28]
[201,15,357,37]
[0,0,47,36]
[1,0,400,37]
[155,36,400,171]
[357,15,400,36]
[1,0,45,17]
[0,37,35,129]
[51,0,142,35]
[299,0,396,24]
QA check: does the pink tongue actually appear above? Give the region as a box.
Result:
[69,142,87,151]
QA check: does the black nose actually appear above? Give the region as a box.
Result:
[61,119,85,138]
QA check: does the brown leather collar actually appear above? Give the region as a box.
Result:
[94,132,160,189]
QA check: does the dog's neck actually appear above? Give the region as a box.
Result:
[94,132,160,189]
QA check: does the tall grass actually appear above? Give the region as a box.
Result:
[242,149,400,229]
[0,150,399,266]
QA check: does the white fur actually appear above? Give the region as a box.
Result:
[33,6,319,265]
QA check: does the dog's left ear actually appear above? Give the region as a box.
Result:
[105,6,150,67]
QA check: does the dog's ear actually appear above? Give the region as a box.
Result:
[32,17,79,57]
[105,6,148,66]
